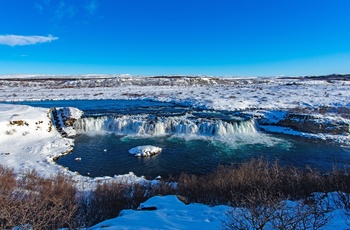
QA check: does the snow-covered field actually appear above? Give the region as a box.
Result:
[1,75,349,111]
[0,74,349,229]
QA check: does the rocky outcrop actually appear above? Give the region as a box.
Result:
[50,107,82,137]
[275,113,349,135]
[257,110,349,135]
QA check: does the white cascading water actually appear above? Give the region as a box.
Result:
[73,114,258,138]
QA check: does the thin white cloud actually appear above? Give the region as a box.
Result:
[0,35,58,47]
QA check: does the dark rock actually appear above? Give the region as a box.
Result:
[140,206,157,211]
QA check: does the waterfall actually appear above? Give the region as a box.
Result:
[74,114,258,138]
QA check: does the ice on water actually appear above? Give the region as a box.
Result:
[129,145,162,157]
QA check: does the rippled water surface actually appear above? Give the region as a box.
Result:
[56,133,349,178]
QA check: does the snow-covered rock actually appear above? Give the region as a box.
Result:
[129,145,162,157]
[258,110,349,135]
[51,107,83,137]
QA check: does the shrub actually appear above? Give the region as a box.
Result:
[1,158,350,228]
[329,166,350,226]
[0,164,176,228]
[78,180,176,227]
[224,191,279,230]
[0,168,78,229]
[224,192,333,230]
[334,192,350,226]
[177,158,350,230]
[177,157,350,206]
[79,181,148,226]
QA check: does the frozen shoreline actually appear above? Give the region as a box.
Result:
[0,104,154,189]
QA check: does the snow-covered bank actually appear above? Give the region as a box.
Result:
[255,109,350,145]
[90,195,230,230]
[90,194,349,230]
[0,104,74,177]
[0,103,164,188]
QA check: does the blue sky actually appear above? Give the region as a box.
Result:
[0,0,350,76]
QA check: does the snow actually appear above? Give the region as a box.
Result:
[259,125,350,145]
[256,110,288,124]
[0,104,73,177]
[51,107,83,137]
[0,75,350,229]
[90,194,349,230]
[0,104,152,187]
[1,75,349,112]
[90,195,230,230]
[129,145,162,157]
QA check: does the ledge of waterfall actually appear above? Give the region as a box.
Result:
[129,145,163,157]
